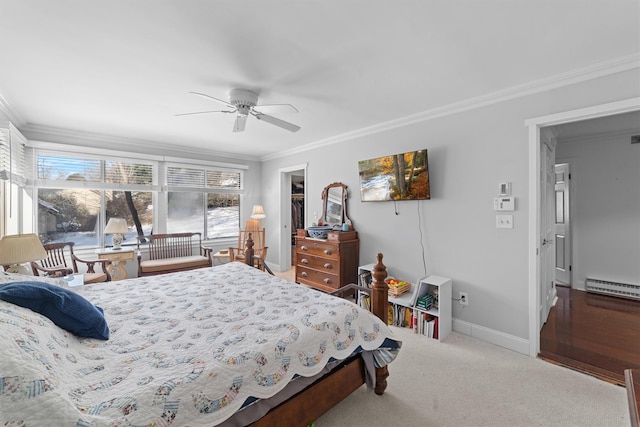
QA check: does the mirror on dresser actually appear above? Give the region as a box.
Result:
[295,182,359,293]
[318,182,353,230]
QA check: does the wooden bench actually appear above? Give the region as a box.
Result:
[136,232,213,276]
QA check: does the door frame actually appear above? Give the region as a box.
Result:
[278,163,307,272]
[525,97,640,357]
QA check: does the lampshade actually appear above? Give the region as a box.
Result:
[104,218,128,250]
[250,205,266,219]
[0,234,47,274]
[104,218,128,234]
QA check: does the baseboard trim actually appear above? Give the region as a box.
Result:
[453,318,530,355]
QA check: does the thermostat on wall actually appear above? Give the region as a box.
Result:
[494,197,515,211]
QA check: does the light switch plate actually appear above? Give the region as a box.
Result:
[496,215,513,229]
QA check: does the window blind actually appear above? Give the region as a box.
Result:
[0,125,26,184]
[35,154,156,189]
[167,165,241,190]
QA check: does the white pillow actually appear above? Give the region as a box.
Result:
[0,271,66,287]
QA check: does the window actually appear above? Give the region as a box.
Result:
[106,190,153,246]
[168,192,204,233]
[33,153,242,248]
[207,193,239,239]
[167,165,241,238]
[35,153,156,248]
[38,188,101,247]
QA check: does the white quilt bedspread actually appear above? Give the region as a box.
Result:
[0,262,399,426]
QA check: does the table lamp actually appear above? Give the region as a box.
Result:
[0,233,47,275]
[246,205,265,230]
[104,218,128,250]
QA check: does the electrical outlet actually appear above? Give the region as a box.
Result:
[459,292,469,306]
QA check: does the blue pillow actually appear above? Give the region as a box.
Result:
[0,281,109,340]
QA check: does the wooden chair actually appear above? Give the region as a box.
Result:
[229,228,268,269]
[31,242,112,284]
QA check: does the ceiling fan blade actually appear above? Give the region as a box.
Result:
[252,104,299,115]
[174,110,234,117]
[254,113,301,132]
[189,91,236,110]
[233,114,248,132]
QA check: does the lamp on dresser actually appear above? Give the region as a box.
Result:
[0,233,47,275]
[104,218,128,250]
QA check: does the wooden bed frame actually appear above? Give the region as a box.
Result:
[242,237,390,426]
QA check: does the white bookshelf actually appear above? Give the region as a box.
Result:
[357,264,451,342]
[413,275,452,342]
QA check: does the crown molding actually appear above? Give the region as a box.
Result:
[0,90,26,126]
[261,53,640,162]
[20,123,261,163]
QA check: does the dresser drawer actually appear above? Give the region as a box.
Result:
[296,254,338,272]
[296,240,339,259]
[296,266,339,290]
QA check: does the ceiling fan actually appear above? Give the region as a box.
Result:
[176,89,300,133]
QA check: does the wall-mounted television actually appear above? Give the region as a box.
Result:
[358,149,430,201]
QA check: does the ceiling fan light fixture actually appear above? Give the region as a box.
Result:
[180,88,300,133]
[229,89,258,108]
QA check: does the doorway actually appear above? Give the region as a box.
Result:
[526,97,640,357]
[278,164,307,272]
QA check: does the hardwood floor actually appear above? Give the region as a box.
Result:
[539,285,640,386]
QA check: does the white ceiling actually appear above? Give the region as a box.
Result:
[0,0,638,160]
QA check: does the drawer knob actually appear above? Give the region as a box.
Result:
[323,263,332,269]
[323,249,332,255]
[300,245,308,251]
[301,258,309,264]
[323,278,332,284]
[301,272,308,277]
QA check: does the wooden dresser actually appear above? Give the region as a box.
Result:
[295,230,359,293]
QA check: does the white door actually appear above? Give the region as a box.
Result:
[554,163,572,286]
[539,137,557,328]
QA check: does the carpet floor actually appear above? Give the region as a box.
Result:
[316,324,628,427]
[273,269,628,426]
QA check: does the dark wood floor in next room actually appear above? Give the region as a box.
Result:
[539,285,640,386]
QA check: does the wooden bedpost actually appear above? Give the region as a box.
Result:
[370,252,389,395]
[244,233,255,266]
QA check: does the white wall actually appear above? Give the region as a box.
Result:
[556,130,640,289]
[261,68,640,347]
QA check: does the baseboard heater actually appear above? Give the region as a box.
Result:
[586,278,640,301]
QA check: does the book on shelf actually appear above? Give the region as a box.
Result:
[416,294,434,311]
[410,279,438,310]
[388,303,414,327]
[358,293,371,311]
[387,304,395,325]
[414,311,436,337]
[359,271,372,288]
[433,317,439,339]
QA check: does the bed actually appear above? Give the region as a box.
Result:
[0,253,399,426]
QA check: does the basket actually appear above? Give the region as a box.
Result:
[386,278,410,297]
